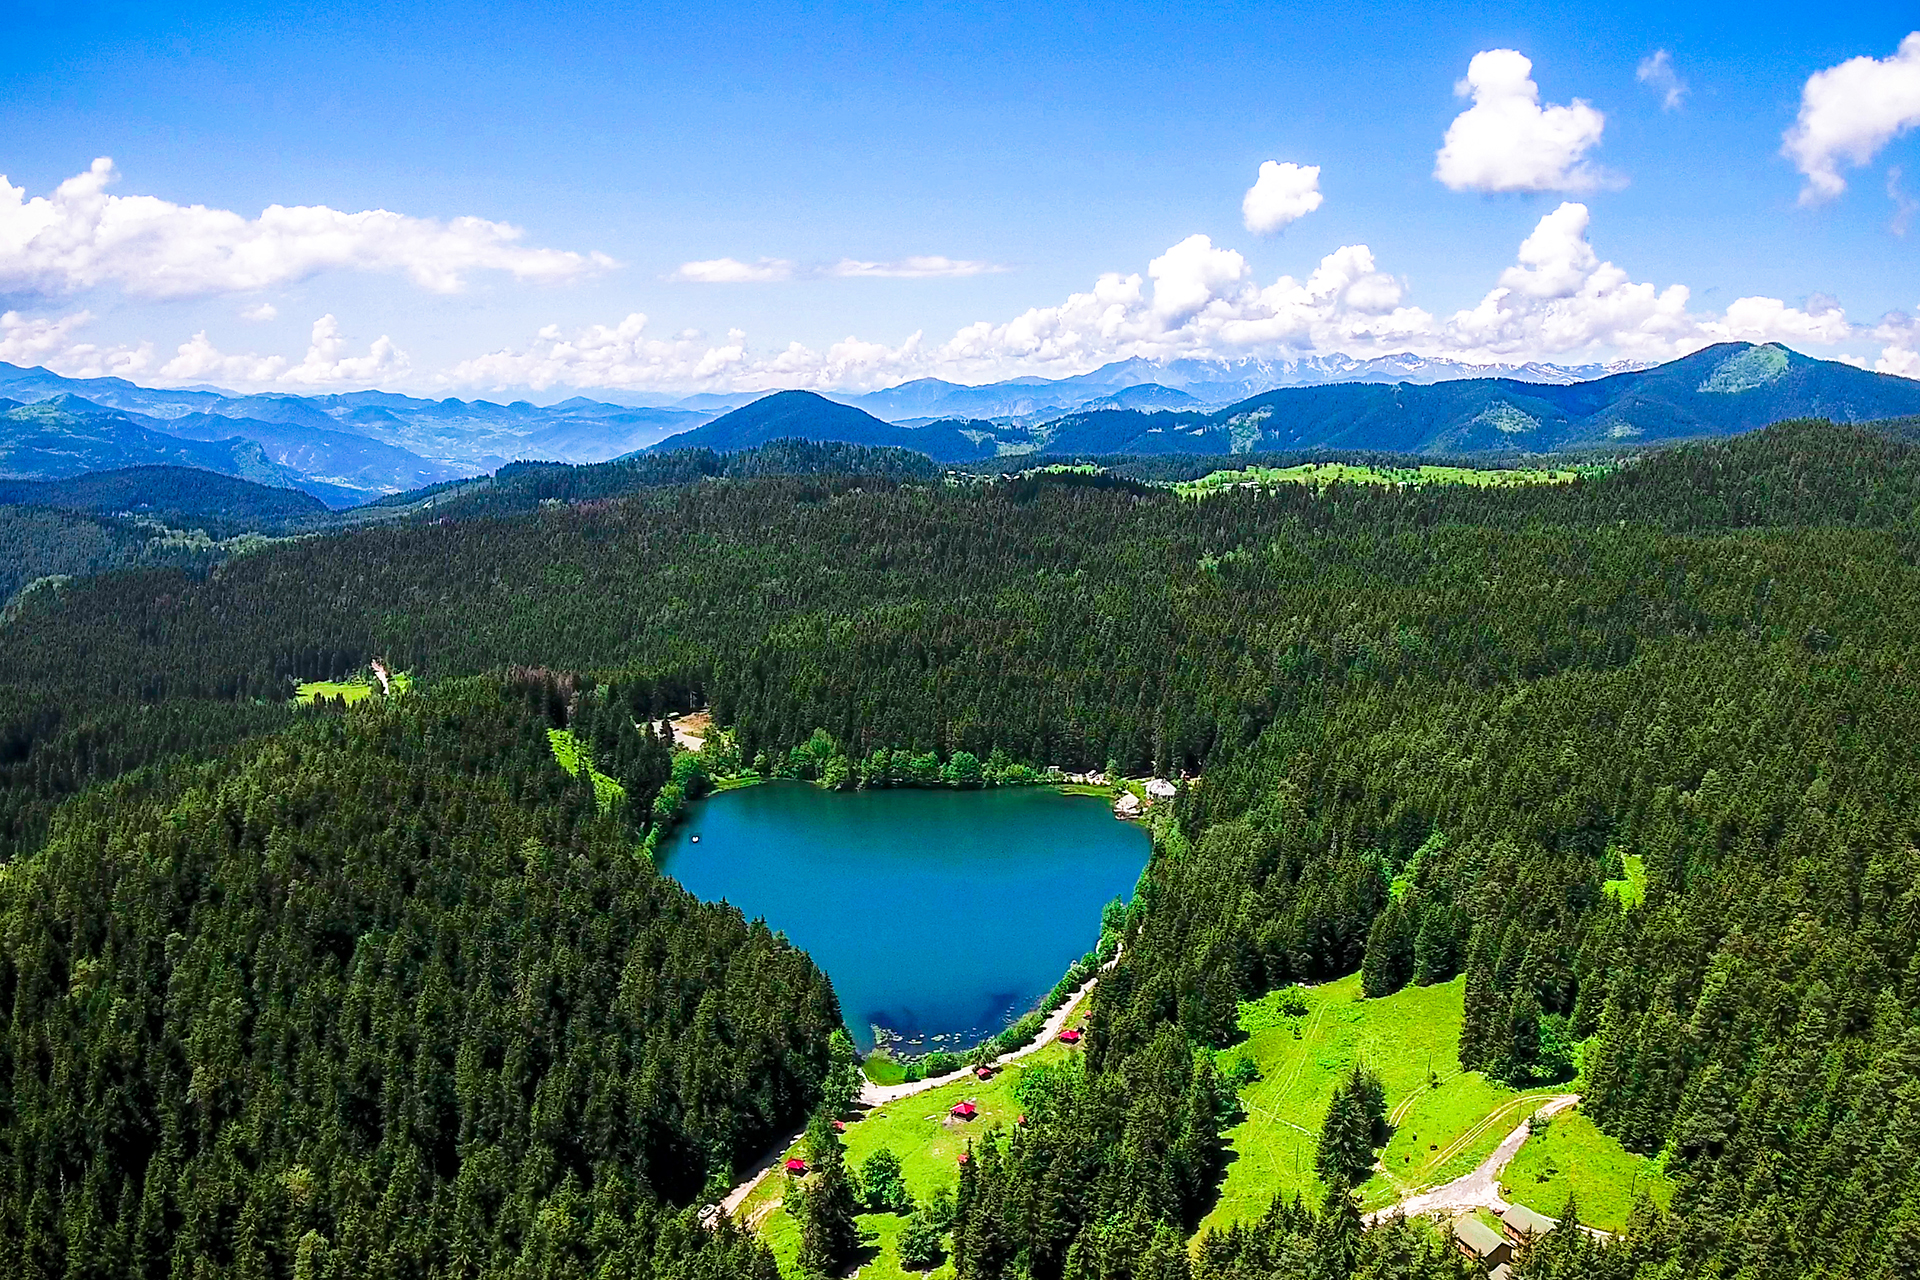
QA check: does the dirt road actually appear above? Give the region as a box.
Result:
[1367,1093,1578,1224]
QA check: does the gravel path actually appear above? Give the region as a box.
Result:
[1367,1093,1579,1224]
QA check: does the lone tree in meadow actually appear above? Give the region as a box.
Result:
[1315,1063,1388,1186]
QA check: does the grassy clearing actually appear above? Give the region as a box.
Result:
[744,1020,1089,1277]
[1175,462,1597,498]
[293,670,413,706]
[1501,1107,1672,1232]
[1054,782,1117,798]
[1386,1083,1567,1192]
[1603,854,1647,909]
[294,679,376,705]
[545,728,626,814]
[1205,973,1543,1231]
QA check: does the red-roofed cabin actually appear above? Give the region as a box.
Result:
[951,1101,978,1120]
[785,1158,809,1174]
[957,1152,971,1165]
[975,1065,995,1080]
[831,1120,846,1132]
[1059,1029,1083,1044]
[1015,1114,1028,1127]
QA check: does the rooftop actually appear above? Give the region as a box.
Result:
[1454,1218,1508,1258]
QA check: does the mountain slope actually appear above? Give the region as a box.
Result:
[0,465,330,531]
[512,407,716,461]
[647,390,996,459]
[148,411,478,494]
[0,397,303,487]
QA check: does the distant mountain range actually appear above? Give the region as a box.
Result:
[820,352,1641,422]
[647,344,1920,461]
[3,345,1913,503]
[0,364,723,505]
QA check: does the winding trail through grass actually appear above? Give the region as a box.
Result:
[1367,1094,1579,1224]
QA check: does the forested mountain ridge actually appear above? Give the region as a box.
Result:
[3,417,1920,1277]
[642,390,1000,459]
[0,466,330,530]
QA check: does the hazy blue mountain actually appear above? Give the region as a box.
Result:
[0,465,330,531]
[148,412,479,494]
[0,364,231,417]
[646,391,1000,459]
[512,408,717,462]
[1075,384,1206,412]
[667,390,767,412]
[825,353,1640,422]
[0,397,304,488]
[4,344,1905,483]
[0,363,715,468]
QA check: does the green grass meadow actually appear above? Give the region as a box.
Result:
[294,679,377,705]
[746,970,1647,1270]
[1500,1107,1673,1231]
[293,670,414,706]
[745,1022,1089,1277]
[1175,462,1596,498]
[1205,974,1557,1232]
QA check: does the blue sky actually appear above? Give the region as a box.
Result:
[1,0,1916,395]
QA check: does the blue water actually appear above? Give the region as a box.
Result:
[660,782,1149,1051]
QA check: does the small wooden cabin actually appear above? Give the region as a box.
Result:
[1453,1218,1512,1269]
[1500,1204,1555,1242]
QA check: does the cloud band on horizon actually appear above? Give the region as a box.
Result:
[0,159,615,297]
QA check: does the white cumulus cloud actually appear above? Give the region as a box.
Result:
[446,314,753,390]
[1636,51,1688,111]
[1435,50,1612,193]
[156,314,407,388]
[19,205,1905,394]
[240,302,277,322]
[1443,203,1691,359]
[1150,235,1250,320]
[824,256,1008,278]
[666,257,796,283]
[447,201,1914,392]
[0,158,614,299]
[1872,310,1920,377]
[1783,32,1920,205]
[1242,161,1324,234]
[0,309,152,378]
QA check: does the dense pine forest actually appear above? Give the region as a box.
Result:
[1,418,1918,1277]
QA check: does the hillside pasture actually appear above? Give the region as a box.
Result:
[1175,462,1595,497]
[1501,1106,1673,1231]
[545,727,626,813]
[294,679,376,705]
[1206,974,1539,1230]
[743,1025,1088,1277]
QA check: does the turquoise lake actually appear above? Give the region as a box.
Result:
[660,781,1150,1051]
